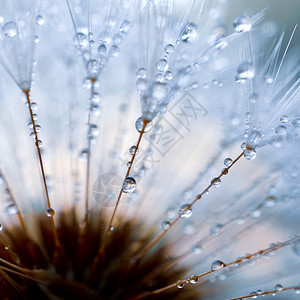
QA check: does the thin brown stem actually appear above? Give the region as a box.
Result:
[106,118,149,234]
[90,119,149,278]
[136,235,300,298]
[133,151,244,262]
[23,89,60,248]
[83,78,96,227]
[227,285,300,300]
[0,167,29,236]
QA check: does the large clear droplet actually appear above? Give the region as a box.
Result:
[233,15,252,33]
[98,44,107,54]
[224,158,233,167]
[181,22,197,43]
[5,203,18,215]
[275,125,286,135]
[86,59,100,76]
[135,117,153,133]
[122,177,136,193]
[3,21,18,38]
[275,284,283,291]
[176,280,185,289]
[129,146,139,155]
[161,220,170,230]
[164,44,174,54]
[211,260,225,270]
[280,115,288,123]
[244,148,256,160]
[80,148,89,160]
[179,204,192,218]
[136,68,147,79]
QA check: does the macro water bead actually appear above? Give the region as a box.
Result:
[3,21,18,38]
[122,176,137,193]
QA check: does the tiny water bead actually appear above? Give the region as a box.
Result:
[210,223,223,236]
[244,148,256,160]
[80,148,89,160]
[164,43,174,54]
[275,125,287,135]
[36,15,45,26]
[86,59,100,76]
[74,32,88,49]
[236,62,255,82]
[164,71,173,80]
[46,208,55,217]
[98,44,107,54]
[181,22,197,43]
[211,177,221,188]
[135,117,153,133]
[189,275,199,284]
[224,158,233,167]
[122,177,136,193]
[192,244,203,254]
[211,260,225,270]
[249,291,257,298]
[0,224,3,232]
[292,239,300,256]
[280,114,289,123]
[233,15,252,33]
[275,284,283,291]
[5,203,18,215]
[161,220,170,230]
[151,82,168,100]
[129,146,139,155]
[176,280,185,289]
[3,21,18,38]
[179,204,192,218]
[35,140,43,148]
[136,67,147,79]
[156,59,169,72]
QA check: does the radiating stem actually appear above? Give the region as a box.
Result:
[133,151,244,262]
[23,89,60,249]
[0,167,29,237]
[228,285,300,300]
[90,119,149,277]
[135,235,300,299]
[106,118,149,233]
[83,78,96,227]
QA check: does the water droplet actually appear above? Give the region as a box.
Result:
[30,132,36,139]
[86,59,100,76]
[35,140,43,148]
[120,20,131,33]
[31,102,38,110]
[179,204,192,218]
[189,275,199,284]
[129,146,139,155]
[275,284,283,291]
[161,220,170,230]
[236,62,255,82]
[98,44,107,54]
[34,35,39,43]
[176,280,185,289]
[244,148,256,160]
[221,168,229,175]
[251,209,262,218]
[3,21,18,38]
[210,223,223,236]
[211,177,221,188]
[211,260,225,270]
[109,226,114,231]
[224,158,233,167]
[156,59,169,72]
[5,203,18,215]
[135,117,153,133]
[263,196,275,208]
[110,45,120,57]
[113,33,122,45]
[122,177,136,193]
[35,125,41,132]
[181,22,197,43]
[36,15,45,25]
[164,44,174,54]
[136,68,147,79]
[46,208,55,217]
[275,125,286,135]
[280,115,288,123]
[74,32,88,49]
[294,287,300,294]
[0,224,3,232]
[233,15,252,33]
[192,244,203,254]
[164,71,173,80]
[80,148,89,160]
[250,291,258,298]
